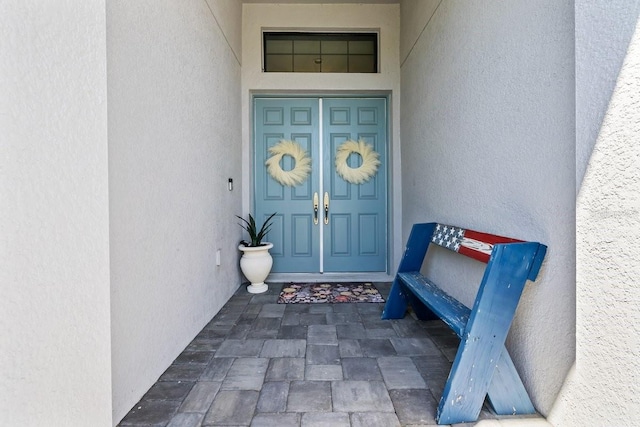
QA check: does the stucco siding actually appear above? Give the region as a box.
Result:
[107,0,243,422]
[0,1,113,425]
[399,0,575,415]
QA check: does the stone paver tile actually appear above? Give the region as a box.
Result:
[251,413,301,427]
[243,302,263,316]
[249,293,280,304]
[362,318,395,330]
[212,310,243,325]
[214,339,264,357]
[389,389,438,425]
[326,312,362,325]
[350,412,401,427]
[179,381,221,413]
[356,303,383,314]
[200,357,234,381]
[298,313,327,325]
[284,303,309,313]
[411,355,451,377]
[282,312,301,325]
[331,303,358,314]
[287,381,332,412]
[390,337,440,356]
[306,344,340,365]
[331,381,394,413]
[305,364,343,381]
[338,339,364,357]
[377,356,427,389]
[365,328,399,339]
[259,303,286,318]
[142,381,195,401]
[159,364,208,382]
[391,318,430,338]
[173,351,214,365]
[221,358,269,390]
[266,357,305,381]
[202,390,259,426]
[342,357,382,381]
[358,339,397,357]
[185,338,224,352]
[227,323,251,339]
[248,317,282,339]
[308,304,333,314]
[301,412,350,427]
[336,324,366,339]
[166,412,204,427]
[119,400,181,426]
[277,325,307,339]
[307,325,338,345]
[202,322,233,336]
[256,381,289,413]
[260,339,306,358]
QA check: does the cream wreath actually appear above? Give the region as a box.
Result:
[265,139,311,187]
[335,139,381,184]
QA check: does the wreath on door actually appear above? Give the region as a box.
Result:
[335,139,381,184]
[265,139,312,187]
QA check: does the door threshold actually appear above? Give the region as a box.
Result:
[267,272,393,283]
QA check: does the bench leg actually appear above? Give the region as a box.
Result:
[487,346,535,415]
[380,279,407,319]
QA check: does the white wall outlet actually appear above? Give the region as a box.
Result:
[216,249,221,266]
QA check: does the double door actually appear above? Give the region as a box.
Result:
[254,97,387,273]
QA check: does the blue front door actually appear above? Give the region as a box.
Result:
[254,97,387,273]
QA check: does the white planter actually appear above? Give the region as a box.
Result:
[238,242,273,294]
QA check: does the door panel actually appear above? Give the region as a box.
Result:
[254,96,387,273]
[254,98,320,273]
[322,98,387,272]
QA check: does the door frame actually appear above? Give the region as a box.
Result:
[250,92,395,283]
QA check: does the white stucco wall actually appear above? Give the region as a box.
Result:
[575,0,640,190]
[548,5,640,426]
[399,0,575,415]
[0,2,113,426]
[107,0,243,422]
[241,3,402,276]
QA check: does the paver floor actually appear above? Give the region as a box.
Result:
[117,282,538,426]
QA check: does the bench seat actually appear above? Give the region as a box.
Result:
[397,271,470,337]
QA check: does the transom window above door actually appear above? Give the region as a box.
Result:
[263,32,378,73]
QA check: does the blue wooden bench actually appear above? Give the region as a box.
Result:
[381,222,547,424]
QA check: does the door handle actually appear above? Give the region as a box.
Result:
[324,192,329,225]
[313,192,319,225]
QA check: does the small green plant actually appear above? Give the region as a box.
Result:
[237,212,277,247]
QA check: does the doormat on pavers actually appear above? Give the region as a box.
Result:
[277,282,385,304]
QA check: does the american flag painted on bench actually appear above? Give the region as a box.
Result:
[431,223,522,263]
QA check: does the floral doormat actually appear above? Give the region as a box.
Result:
[277,282,385,304]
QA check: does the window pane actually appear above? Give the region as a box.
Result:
[266,54,293,72]
[349,55,376,73]
[266,40,292,54]
[294,40,320,54]
[321,55,348,73]
[321,41,347,54]
[349,40,375,55]
[293,54,321,72]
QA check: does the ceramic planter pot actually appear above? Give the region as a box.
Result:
[238,242,273,294]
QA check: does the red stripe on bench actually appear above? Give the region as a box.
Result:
[433,224,523,264]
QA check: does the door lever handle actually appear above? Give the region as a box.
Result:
[313,192,319,225]
[324,192,329,225]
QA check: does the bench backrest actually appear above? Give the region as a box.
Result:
[428,223,546,282]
